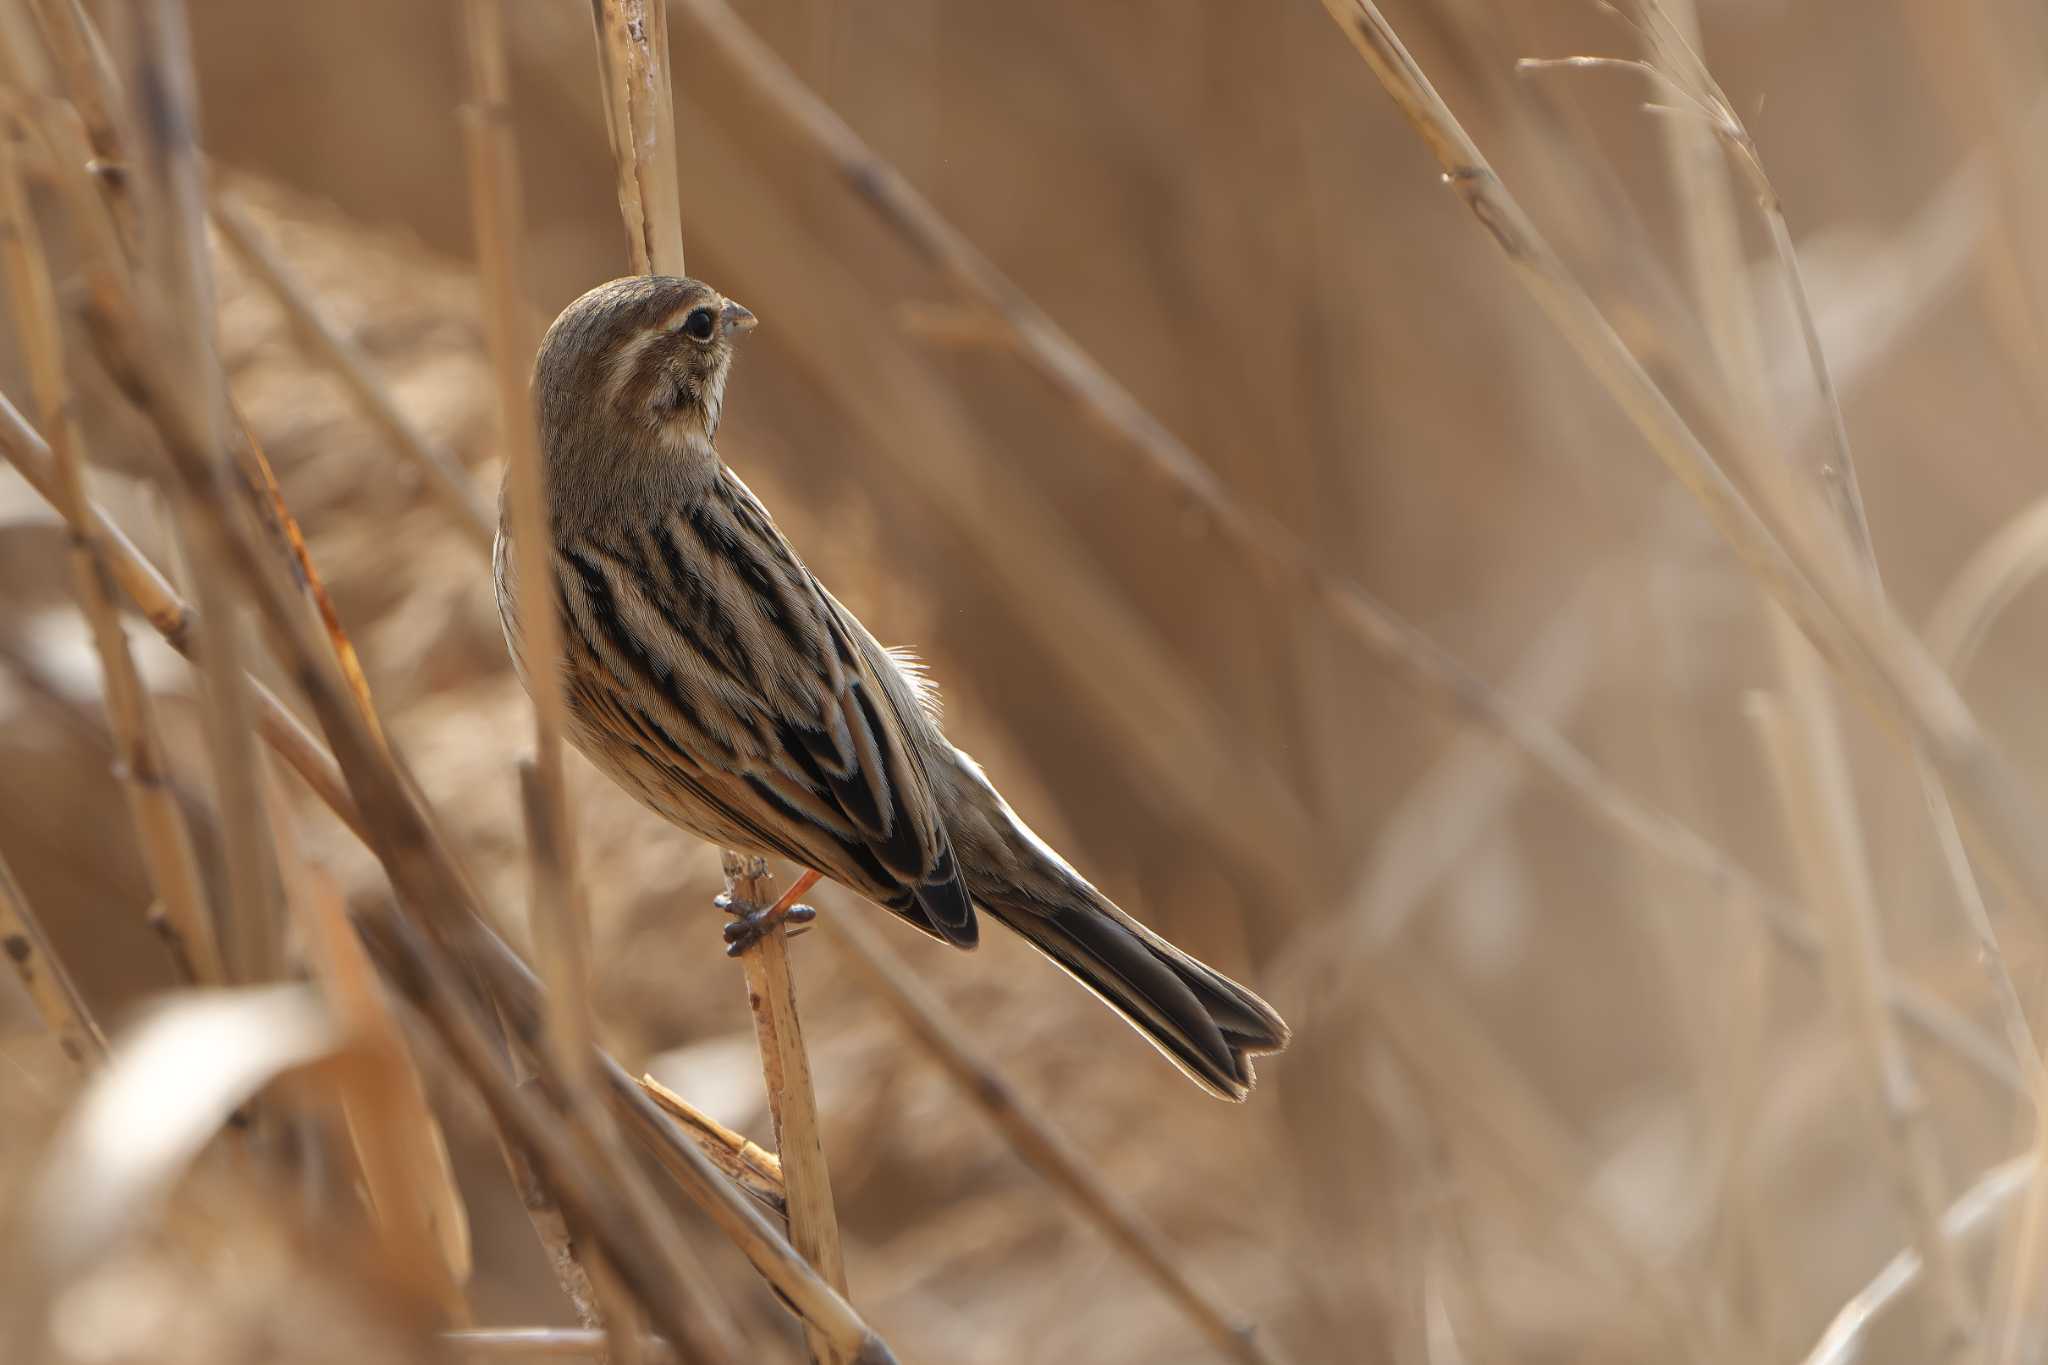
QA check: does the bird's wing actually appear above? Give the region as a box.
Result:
[554,472,977,947]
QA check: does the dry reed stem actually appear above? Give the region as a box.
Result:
[0,392,367,840]
[1317,0,2048,1037]
[210,190,496,549]
[1801,1158,2034,1365]
[463,0,599,1131]
[589,0,684,277]
[123,0,281,987]
[586,7,856,1358]
[1748,690,1977,1354]
[666,0,2019,1070]
[261,762,473,1318]
[0,107,223,986]
[823,908,1293,1365]
[636,1075,786,1214]
[720,854,847,1365]
[497,1122,611,1346]
[0,844,106,1070]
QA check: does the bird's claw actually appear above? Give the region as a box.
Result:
[721,900,817,956]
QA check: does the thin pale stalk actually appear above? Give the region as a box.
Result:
[0,110,222,987]
[210,192,496,549]
[722,855,847,1365]
[444,1328,674,1360]
[0,845,106,1069]
[1927,498,2048,680]
[1803,1158,2034,1365]
[1315,0,2048,1003]
[823,908,1293,1365]
[1748,688,1977,1355]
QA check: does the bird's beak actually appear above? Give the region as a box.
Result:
[720,301,757,337]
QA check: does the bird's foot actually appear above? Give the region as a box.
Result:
[716,891,818,957]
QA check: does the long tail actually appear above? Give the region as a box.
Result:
[982,889,1290,1101]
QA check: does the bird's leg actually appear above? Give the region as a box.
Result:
[717,867,822,956]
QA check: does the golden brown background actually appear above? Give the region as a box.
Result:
[4,1,2046,1361]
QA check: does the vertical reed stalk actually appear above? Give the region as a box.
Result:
[0,104,222,987]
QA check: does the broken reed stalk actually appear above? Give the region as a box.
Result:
[0,846,106,1070]
[1314,0,2048,1016]
[210,191,497,549]
[721,855,849,1365]
[0,107,223,987]
[823,909,1290,1365]
[636,1075,786,1215]
[123,0,281,987]
[663,0,2017,1091]
[589,0,684,277]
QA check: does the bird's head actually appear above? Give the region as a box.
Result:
[531,275,757,513]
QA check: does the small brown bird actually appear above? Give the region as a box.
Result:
[497,275,1289,1099]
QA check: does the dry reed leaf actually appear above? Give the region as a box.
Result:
[28,984,336,1272]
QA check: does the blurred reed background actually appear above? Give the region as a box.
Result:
[2,0,2046,1361]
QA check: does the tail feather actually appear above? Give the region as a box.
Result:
[986,897,1290,1102]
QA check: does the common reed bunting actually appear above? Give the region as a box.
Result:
[496,275,1289,1098]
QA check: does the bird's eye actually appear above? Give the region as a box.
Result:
[681,307,716,341]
